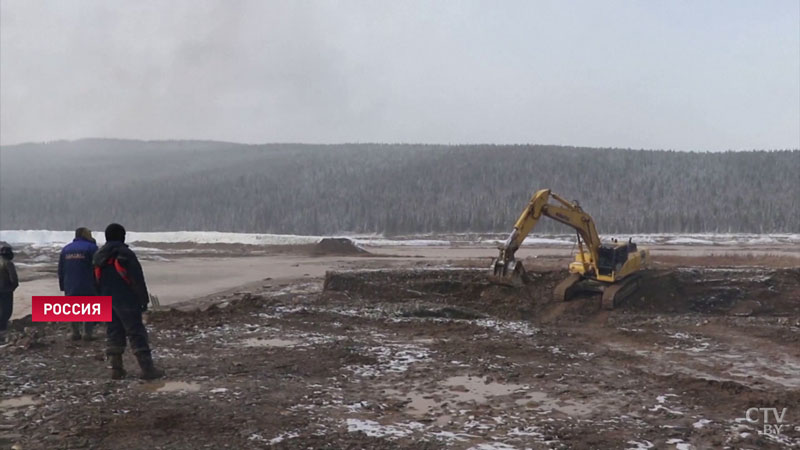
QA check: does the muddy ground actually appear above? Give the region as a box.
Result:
[1,258,799,449]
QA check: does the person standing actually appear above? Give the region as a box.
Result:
[93,223,163,380]
[58,227,99,341]
[0,245,19,343]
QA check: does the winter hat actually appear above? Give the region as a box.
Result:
[105,223,126,243]
[0,245,13,260]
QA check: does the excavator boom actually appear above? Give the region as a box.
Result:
[492,189,600,277]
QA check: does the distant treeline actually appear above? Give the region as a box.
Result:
[1,139,798,235]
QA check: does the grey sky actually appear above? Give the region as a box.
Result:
[1,0,798,150]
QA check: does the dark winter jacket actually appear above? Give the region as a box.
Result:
[92,241,150,308]
[0,258,18,293]
[58,237,98,296]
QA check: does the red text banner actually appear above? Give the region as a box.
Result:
[32,296,112,322]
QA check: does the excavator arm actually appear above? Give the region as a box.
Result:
[492,189,602,278]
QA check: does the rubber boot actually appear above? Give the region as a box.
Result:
[135,352,164,380]
[0,331,6,344]
[109,354,127,380]
[81,326,95,342]
[70,323,81,341]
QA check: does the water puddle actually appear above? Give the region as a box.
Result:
[434,414,452,426]
[403,391,440,416]
[242,338,300,348]
[386,376,529,419]
[515,391,596,417]
[443,376,526,404]
[141,381,202,393]
[720,356,800,388]
[0,395,38,418]
[388,377,598,418]
[0,396,37,409]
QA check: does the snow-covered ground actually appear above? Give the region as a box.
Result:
[1,229,798,248]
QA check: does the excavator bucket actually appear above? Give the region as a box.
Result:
[490,258,525,286]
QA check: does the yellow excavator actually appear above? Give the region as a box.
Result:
[492,189,649,309]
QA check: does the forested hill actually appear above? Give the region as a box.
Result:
[1,139,798,234]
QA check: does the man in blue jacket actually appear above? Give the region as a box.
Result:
[94,223,163,380]
[58,227,99,341]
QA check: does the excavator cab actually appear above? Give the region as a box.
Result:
[597,244,629,276]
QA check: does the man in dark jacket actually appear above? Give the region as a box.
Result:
[93,223,163,380]
[58,227,99,341]
[0,245,19,344]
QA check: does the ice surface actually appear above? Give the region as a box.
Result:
[0,229,452,247]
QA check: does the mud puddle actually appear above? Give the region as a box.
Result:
[0,395,38,419]
[515,391,598,417]
[140,381,202,393]
[242,337,300,348]
[0,396,37,409]
[386,376,529,419]
[443,376,527,403]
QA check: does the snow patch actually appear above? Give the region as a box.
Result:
[269,431,300,444]
[665,237,715,245]
[432,430,473,442]
[666,438,692,449]
[346,418,424,438]
[468,443,518,450]
[626,440,654,450]
[350,343,431,377]
[692,419,711,429]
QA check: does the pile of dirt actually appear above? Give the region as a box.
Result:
[323,268,565,320]
[312,238,369,256]
[626,267,800,316]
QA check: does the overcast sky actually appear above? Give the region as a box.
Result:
[1,0,798,150]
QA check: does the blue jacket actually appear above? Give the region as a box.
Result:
[58,237,98,296]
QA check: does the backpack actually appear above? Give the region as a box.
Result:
[94,257,132,286]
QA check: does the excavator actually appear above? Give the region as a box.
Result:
[491,189,649,309]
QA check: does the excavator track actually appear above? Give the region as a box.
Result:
[553,273,583,302]
[601,273,642,310]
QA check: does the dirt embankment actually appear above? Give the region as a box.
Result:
[323,267,800,322]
